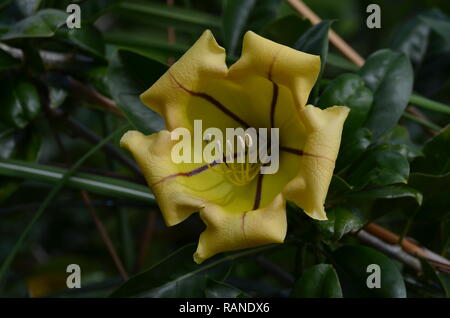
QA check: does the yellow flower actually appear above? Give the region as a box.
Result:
[120,30,349,264]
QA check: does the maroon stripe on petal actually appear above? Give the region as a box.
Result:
[280,146,304,156]
[252,174,264,210]
[169,73,250,128]
[270,82,279,128]
[280,146,334,162]
[151,161,220,187]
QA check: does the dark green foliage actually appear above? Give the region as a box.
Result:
[0,0,448,299]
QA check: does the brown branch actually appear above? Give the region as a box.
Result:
[362,223,450,274]
[286,0,365,67]
[81,191,129,281]
[65,76,124,117]
[355,229,422,272]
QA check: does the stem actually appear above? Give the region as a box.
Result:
[0,125,130,288]
[410,93,450,115]
[0,159,155,203]
[402,112,442,131]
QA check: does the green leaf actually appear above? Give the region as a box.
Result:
[2,9,67,40]
[319,73,373,136]
[315,206,364,241]
[327,175,354,201]
[294,20,332,102]
[107,48,167,134]
[222,0,256,55]
[419,259,450,297]
[420,15,450,44]
[336,127,372,171]
[0,48,20,70]
[408,172,450,222]
[381,125,421,161]
[326,52,359,72]
[104,32,187,64]
[260,14,310,46]
[110,244,274,297]
[359,49,413,139]
[205,279,247,298]
[116,2,221,29]
[15,0,42,16]
[333,245,406,298]
[0,79,41,129]
[389,9,439,68]
[64,24,105,58]
[80,0,120,22]
[291,264,342,298]
[345,185,423,206]
[412,126,450,176]
[245,0,282,32]
[348,145,410,189]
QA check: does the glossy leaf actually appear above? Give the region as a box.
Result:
[336,127,372,171]
[345,185,422,206]
[315,206,364,241]
[205,279,247,298]
[80,0,120,22]
[291,264,342,298]
[65,24,105,58]
[0,79,40,129]
[420,15,450,44]
[294,20,332,102]
[359,49,413,139]
[381,125,421,161]
[319,73,373,136]
[222,0,256,55]
[116,2,221,29]
[412,126,450,175]
[245,0,282,32]
[110,244,273,297]
[107,48,166,134]
[333,245,406,298]
[15,0,42,16]
[348,145,410,189]
[420,259,450,297]
[260,14,310,46]
[390,10,433,68]
[1,9,67,40]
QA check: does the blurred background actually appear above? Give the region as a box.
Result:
[0,0,449,298]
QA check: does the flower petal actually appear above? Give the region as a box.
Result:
[228,31,321,108]
[282,105,350,220]
[120,129,264,226]
[194,194,286,264]
[121,130,238,226]
[140,30,228,130]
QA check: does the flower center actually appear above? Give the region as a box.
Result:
[208,148,262,186]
